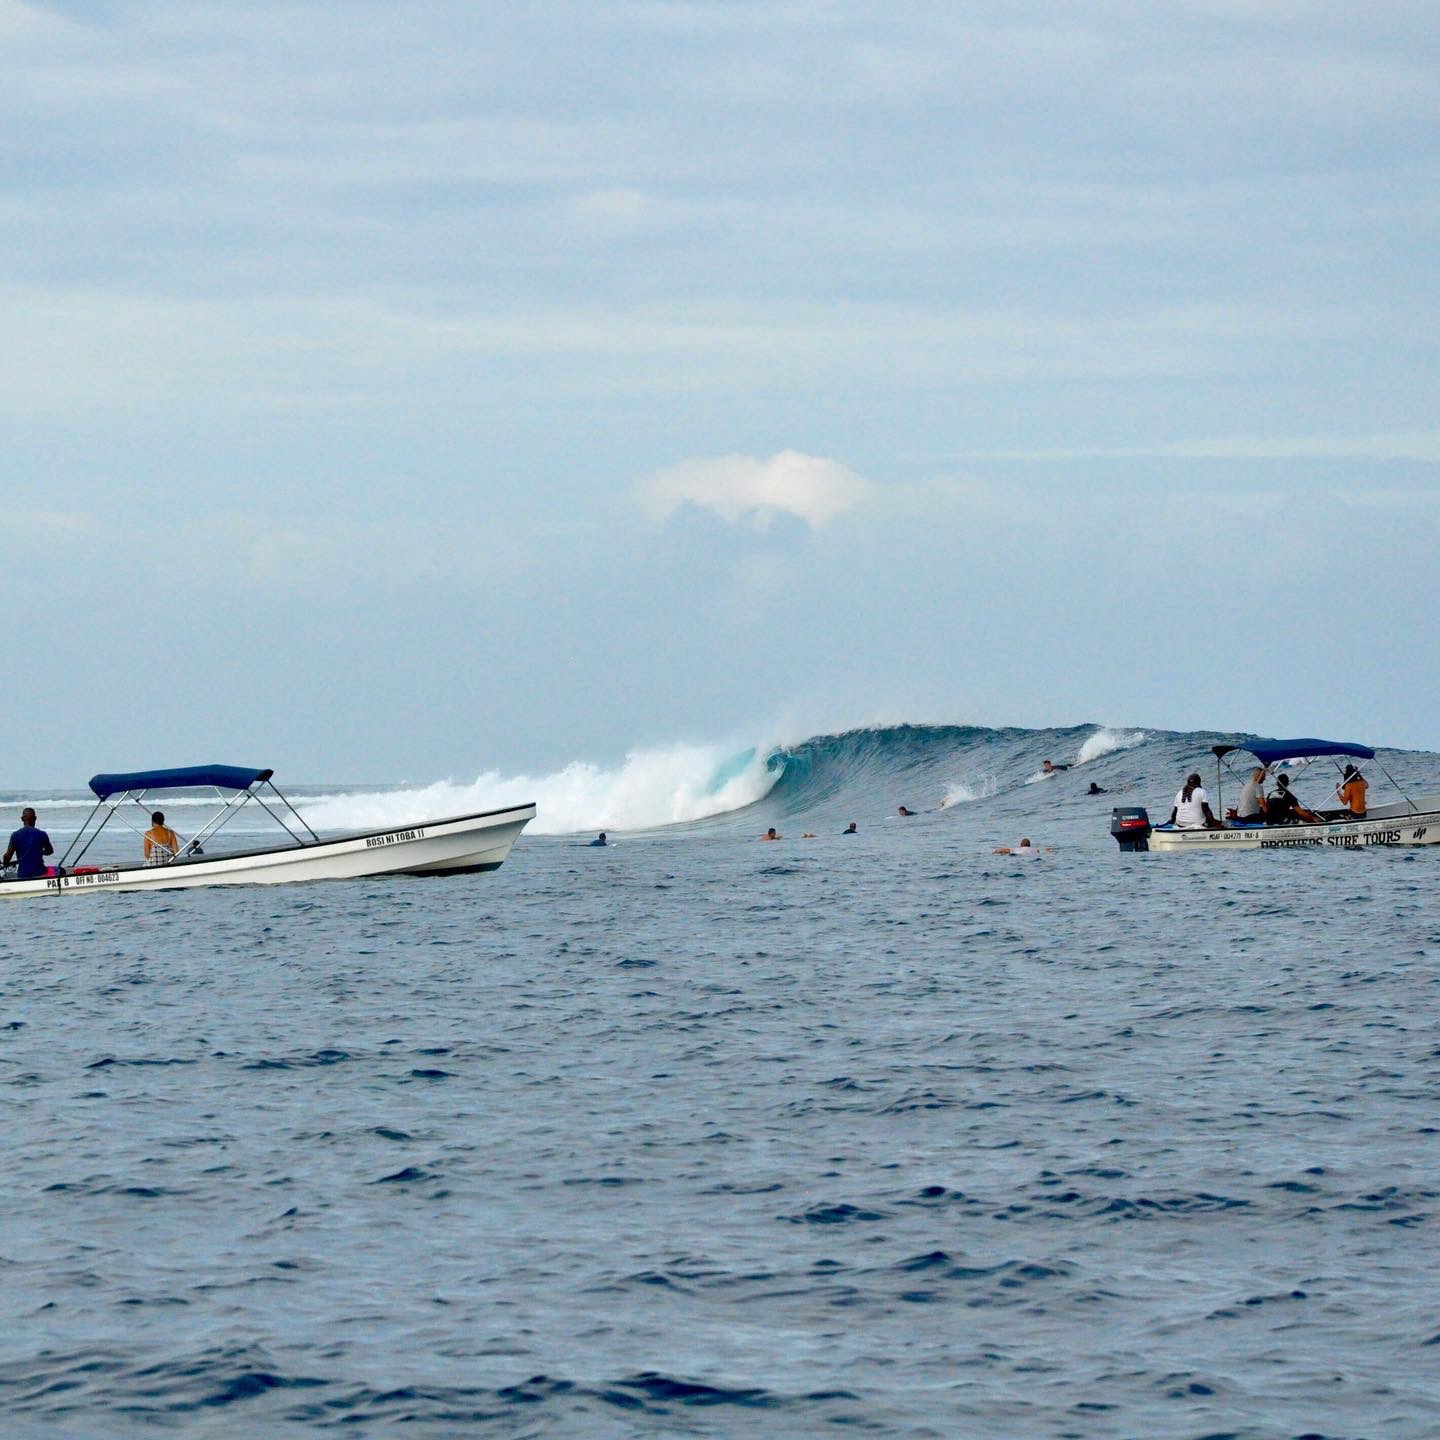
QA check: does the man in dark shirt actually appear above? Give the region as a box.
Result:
[1265,775,1320,825]
[4,809,53,879]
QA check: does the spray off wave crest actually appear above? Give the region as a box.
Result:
[1077,728,1148,765]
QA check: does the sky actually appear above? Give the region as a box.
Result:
[3,0,1438,785]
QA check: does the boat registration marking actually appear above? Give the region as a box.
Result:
[46,870,120,889]
[365,828,426,849]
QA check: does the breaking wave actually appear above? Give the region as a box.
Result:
[20,722,1429,840]
[295,743,779,837]
[286,723,1169,834]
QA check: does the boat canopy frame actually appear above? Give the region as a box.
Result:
[59,767,321,871]
[1208,737,1417,818]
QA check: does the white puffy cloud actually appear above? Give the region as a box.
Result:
[639,449,872,530]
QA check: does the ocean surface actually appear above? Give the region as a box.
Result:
[3,724,1439,1438]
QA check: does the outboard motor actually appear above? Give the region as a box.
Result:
[1111,806,1151,852]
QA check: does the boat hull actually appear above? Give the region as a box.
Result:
[0,804,536,898]
[1148,803,1440,852]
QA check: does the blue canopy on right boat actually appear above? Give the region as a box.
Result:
[1238,738,1375,767]
[89,765,274,799]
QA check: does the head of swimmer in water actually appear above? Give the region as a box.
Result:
[765,828,778,839]
[1042,760,1054,773]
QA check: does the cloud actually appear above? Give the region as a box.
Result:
[639,449,873,530]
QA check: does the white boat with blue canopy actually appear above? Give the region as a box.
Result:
[1,764,535,898]
[1112,736,1440,852]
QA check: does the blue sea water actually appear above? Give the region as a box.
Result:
[3,724,1439,1437]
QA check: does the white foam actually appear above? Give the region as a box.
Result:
[940,775,999,808]
[295,742,780,837]
[1076,728,1148,765]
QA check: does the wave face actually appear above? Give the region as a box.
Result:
[20,723,1436,843]
[755,723,1159,830]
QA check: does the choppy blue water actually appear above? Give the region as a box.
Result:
[4,725,1439,1437]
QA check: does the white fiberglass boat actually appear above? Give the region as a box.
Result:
[1,765,535,898]
[1111,737,1440,853]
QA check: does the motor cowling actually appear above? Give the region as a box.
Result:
[1111,806,1151,851]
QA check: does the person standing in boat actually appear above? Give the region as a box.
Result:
[4,808,53,879]
[143,811,182,865]
[1168,773,1223,830]
[1235,766,1268,822]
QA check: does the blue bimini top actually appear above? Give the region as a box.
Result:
[89,765,273,799]
[1240,738,1375,768]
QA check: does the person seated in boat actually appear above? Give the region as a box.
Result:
[589,832,608,846]
[1264,773,1321,825]
[4,808,53,879]
[143,811,182,864]
[1234,766,1268,823]
[1335,764,1368,819]
[1168,773,1223,830]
